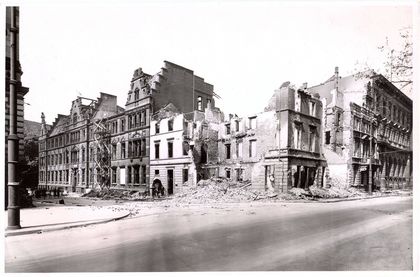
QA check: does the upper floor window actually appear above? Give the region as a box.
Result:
[225,144,231,160]
[235,120,240,132]
[249,140,257,157]
[155,142,160,159]
[168,119,174,131]
[226,123,231,135]
[155,122,160,134]
[168,140,173,158]
[120,119,125,132]
[309,126,316,152]
[248,117,257,129]
[294,123,302,150]
[141,110,146,126]
[73,113,77,124]
[197,96,203,111]
[207,99,212,109]
[309,101,316,117]
[134,88,139,101]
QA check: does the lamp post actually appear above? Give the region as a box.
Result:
[7,7,21,230]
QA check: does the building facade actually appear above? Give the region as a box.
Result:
[308,67,412,190]
[149,110,193,195]
[200,83,326,193]
[38,61,215,193]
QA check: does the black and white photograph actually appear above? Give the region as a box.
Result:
[3,0,418,274]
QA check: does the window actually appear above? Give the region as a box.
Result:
[141,111,146,126]
[155,170,160,175]
[81,169,85,183]
[183,168,189,183]
[294,123,302,149]
[309,126,316,152]
[236,169,243,182]
[82,148,85,162]
[168,140,173,158]
[183,141,189,156]
[168,119,174,131]
[132,140,141,157]
[325,131,331,145]
[121,119,125,132]
[73,113,77,123]
[197,96,203,111]
[134,166,139,184]
[236,141,243,158]
[249,140,257,157]
[248,117,257,129]
[141,138,146,156]
[155,142,160,159]
[141,165,146,184]
[235,120,240,132]
[309,101,316,117]
[225,144,231,159]
[336,112,341,126]
[226,123,231,135]
[127,166,132,183]
[134,88,139,100]
[121,142,126,159]
[111,168,117,184]
[207,99,211,109]
[155,122,160,134]
[112,143,117,159]
[226,169,231,179]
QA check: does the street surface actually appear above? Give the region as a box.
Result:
[5,196,412,272]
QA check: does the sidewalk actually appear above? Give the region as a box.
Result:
[5,205,130,237]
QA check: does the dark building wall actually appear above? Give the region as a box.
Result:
[152,61,214,114]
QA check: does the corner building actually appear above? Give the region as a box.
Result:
[308,68,412,190]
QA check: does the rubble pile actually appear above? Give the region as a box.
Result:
[173,177,275,203]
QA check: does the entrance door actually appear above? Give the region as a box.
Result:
[167,169,174,195]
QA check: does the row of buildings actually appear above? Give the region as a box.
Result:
[37,61,413,195]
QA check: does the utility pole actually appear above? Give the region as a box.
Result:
[7,7,21,230]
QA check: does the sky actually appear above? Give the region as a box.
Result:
[17,1,414,124]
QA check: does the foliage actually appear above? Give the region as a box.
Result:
[355,28,412,94]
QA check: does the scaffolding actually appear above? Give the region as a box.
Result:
[92,118,111,190]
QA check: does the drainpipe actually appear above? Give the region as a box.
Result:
[7,7,21,230]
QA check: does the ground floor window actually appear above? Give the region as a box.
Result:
[236,168,244,182]
[182,168,189,184]
[127,166,132,183]
[111,167,117,184]
[226,169,231,179]
[134,166,139,184]
[141,165,146,184]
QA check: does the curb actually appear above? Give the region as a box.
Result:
[313,193,412,203]
[5,212,131,237]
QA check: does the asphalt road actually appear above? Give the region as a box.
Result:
[5,196,412,272]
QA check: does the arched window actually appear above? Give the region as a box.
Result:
[134,88,140,101]
[73,113,77,123]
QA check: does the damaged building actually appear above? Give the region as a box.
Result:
[38,61,217,193]
[308,67,412,191]
[200,82,326,193]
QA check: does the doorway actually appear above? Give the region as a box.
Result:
[72,169,77,192]
[167,169,174,195]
